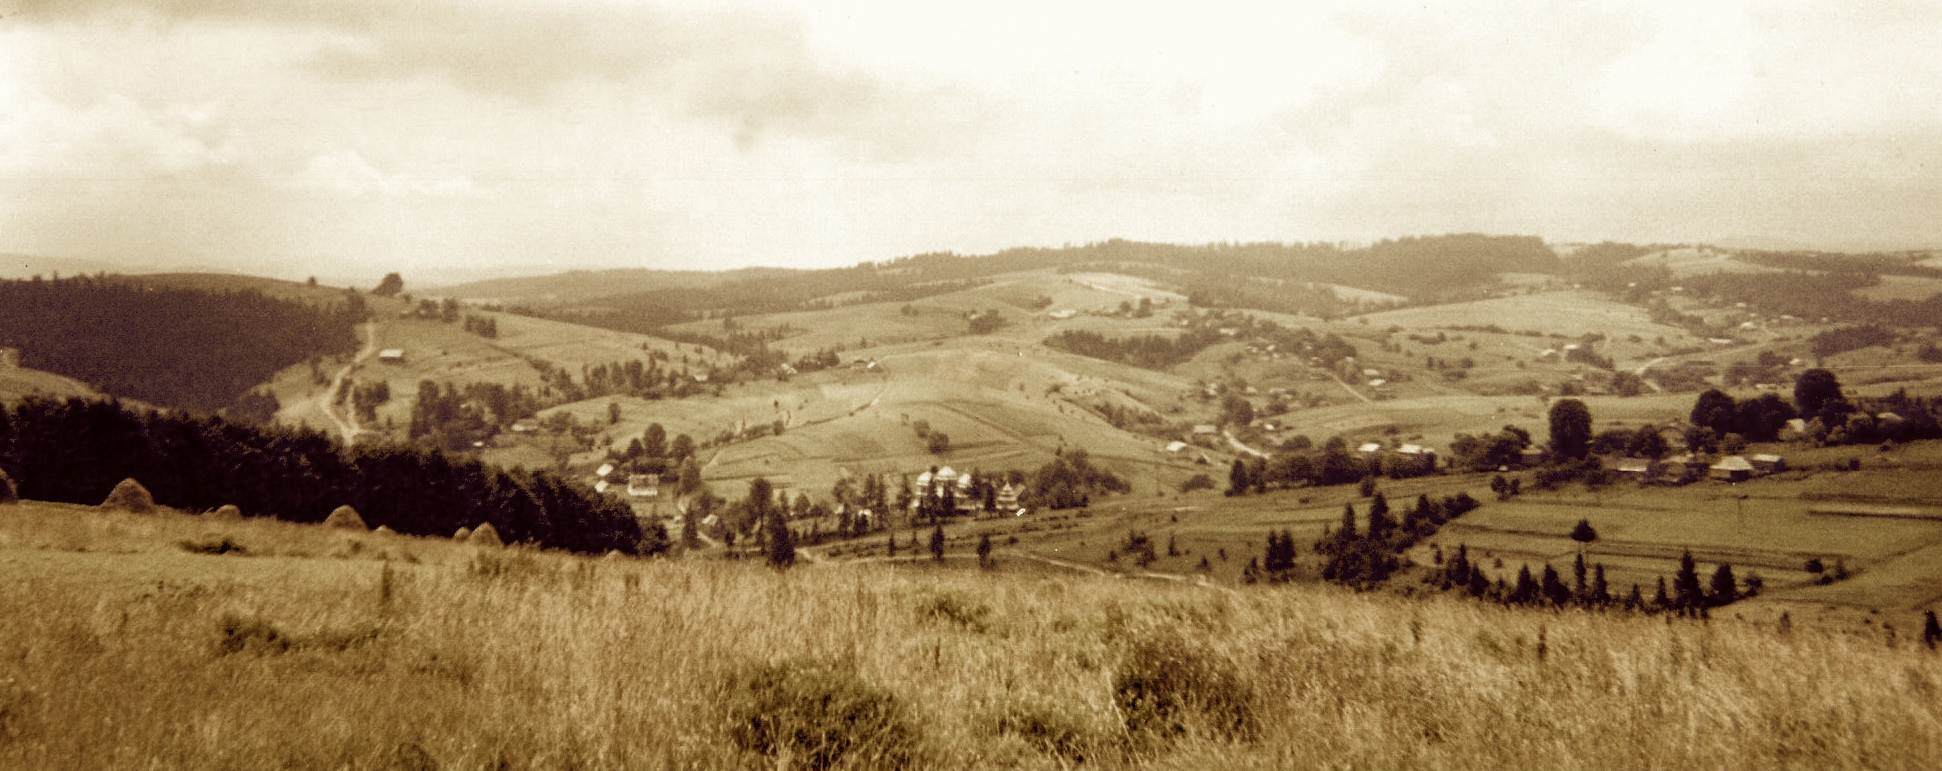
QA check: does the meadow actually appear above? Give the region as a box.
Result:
[2,499,1940,771]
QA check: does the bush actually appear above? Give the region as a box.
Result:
[1112,630,1256,743]
[723,659,919,771]
[991,697,1098,764]
[1179,473,1215,493]
[177,537,248,556]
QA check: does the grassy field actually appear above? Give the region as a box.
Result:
[1,499,1938,770]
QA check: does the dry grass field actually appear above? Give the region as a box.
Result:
[1,499,1939,770]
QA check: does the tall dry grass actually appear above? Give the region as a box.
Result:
[0,502,1937,769]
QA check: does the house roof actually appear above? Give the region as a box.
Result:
[1615,459,1651,472]
[1165,440,1188,453]
[1749,453,1784,464]
[377,348,405,359]
[1357,442,1383,453]
[1711,456,1755,471]
[1192,424,1218,434]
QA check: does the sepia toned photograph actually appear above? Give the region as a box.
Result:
[2,1,1940,768]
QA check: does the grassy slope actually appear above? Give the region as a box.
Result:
[1,500,1938,770]
[0,366,101,403]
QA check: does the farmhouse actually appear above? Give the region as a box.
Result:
[1191,424,1219,437]
[1710,455,1755,482]
[1612,458,1654,483]
[1164,440,1189,454]
[1518,446,1545,468]
[377,348,406,364]
[1657,454,1706,485]
[1749,453,1787,475]
[626,475,659,498]
[595,463,615,479]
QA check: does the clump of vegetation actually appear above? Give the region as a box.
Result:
[722,658,919,771]
[177,536,247,556]
[0,469,15,505]
[1112,629,1256,743]
[989,697,1100,764]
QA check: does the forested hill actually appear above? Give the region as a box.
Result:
[491,234,1560,332]
[0,275,363,414]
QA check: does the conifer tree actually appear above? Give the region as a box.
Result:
[886,533,897,557]
[929,523,946,562]
[1625,583,1644,612]
[762,509,795,568]
[976,532,993,568]
[1514,565,1538,604]
[1339,502,1358,539]
[1467,565,1489,597]
[1592,563,1611,606]
[1367,493,1392,542]
[1924,610,1941,651]
[1652,577,1671,613]
[1709,562,1738,606]
[1541,564,1571,606]
[1674,551,1703,611]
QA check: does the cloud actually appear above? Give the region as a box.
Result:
[294,149,475,198]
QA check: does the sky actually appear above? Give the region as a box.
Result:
[3,0,1941,284]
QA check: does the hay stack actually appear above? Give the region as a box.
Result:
[373,525,397,536]
[469,522,503,547]
[0,468,17,505]
[208,504,242,520]
[453,526,472,542]
[323,505,367,530]
[100,478,157,514]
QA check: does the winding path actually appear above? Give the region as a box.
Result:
[319,323,380,442]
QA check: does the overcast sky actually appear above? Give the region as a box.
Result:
[3,1,1940,283]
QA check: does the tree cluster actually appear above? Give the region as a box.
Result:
[0,396,654,554]
[1314,491,1480,587]
[1027,449,1128,510]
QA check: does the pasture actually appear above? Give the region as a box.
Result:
[1,499,1938,770]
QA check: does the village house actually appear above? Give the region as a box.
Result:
[377,348,406,364]
[996,483,1021,512]
[1749,453,1787,475]
[1709,455,1755,482]
[1612,458,1655,483]
[626,474,659,498]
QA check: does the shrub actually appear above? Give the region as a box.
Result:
[1112,630,1256,743]
[991,697,1097,764]
[177,537,247,556]
[1179,473,1215,492]
[722,659,918,771]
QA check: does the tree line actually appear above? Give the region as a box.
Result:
[0,397,656,555]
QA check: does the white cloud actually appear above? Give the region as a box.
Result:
[295,149,476,198]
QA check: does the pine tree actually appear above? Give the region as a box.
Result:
[886,533,897,557]
[1592,563,1611,606]
[762,510,795,568]
[1367,493,1392,542]
[1651,577,1670,613]
[1625,583,1644,612]
[1467,565,1489,597]
[929,523,946,562]
[1924,610,1941,650]
[1674,551,1703,611]
[1339,502,1358,539]
[976,532,993,568]
[1541,564,1571,606]
[1227,459,1250,496]
[1709,562,1738,606]
[1513,565,1538,604]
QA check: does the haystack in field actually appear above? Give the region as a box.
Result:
[208,504,242,520]
[324,505,367,530]
[100,478,157,514]
[0,468,17,505]
[454,526,471,542]
[469,522,503,547]
[373,525,397,536]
